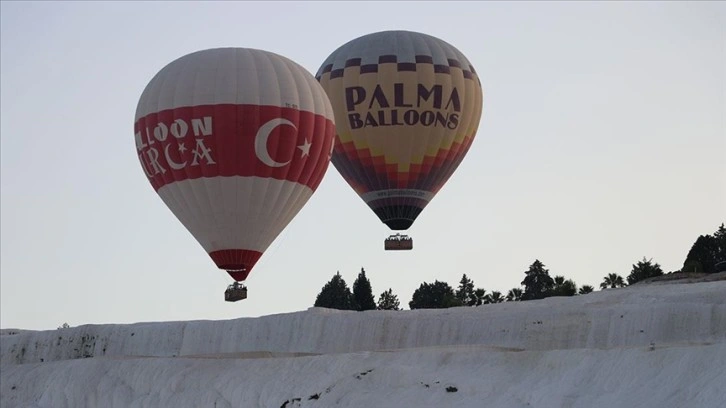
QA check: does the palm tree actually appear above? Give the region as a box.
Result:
[550,275,577,296]
[506,288,523,301]
[473,288,486,306]
[483,291,505,304]
[600,273,626,289]
[578,285,594,294]
[489,291,505,303]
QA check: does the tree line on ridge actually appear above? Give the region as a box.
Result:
[313,223,726,310]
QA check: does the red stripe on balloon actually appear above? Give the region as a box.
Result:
[209,249,263,281]
[134,104,335,192]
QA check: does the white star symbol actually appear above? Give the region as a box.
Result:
[178,143,187,154]
[297,139,312,158]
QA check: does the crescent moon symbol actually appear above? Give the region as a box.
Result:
[255,118,296,168]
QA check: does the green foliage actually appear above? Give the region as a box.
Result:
[313,223,726,310]
[473,288,487,306]
[377,288,401,310]
[521,260,555,300]
[716,230,726,268]
[715,223,726,260]
[483,291,505,304]
[683,235,718,273]
[683,235,719,274]
[600,273,627,289]
[680,224,726,274]
[314,271,354,310]
[409,280,461,309]
[627,257,664,285]
[549,276,577,297]
[352,268,376,311]
[682,258,704,274]
[506,288,523,301]
[455,274,477,306]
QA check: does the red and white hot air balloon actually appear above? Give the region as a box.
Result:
[134,48,335,300]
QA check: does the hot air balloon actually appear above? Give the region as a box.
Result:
[134,48,335,301]
[315,31,483,250]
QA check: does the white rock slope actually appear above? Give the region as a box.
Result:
[2,281,725,408]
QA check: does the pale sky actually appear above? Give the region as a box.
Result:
[1,1,724,330]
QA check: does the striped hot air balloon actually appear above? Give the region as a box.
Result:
[315,31,483,249]
[134,48,335,289]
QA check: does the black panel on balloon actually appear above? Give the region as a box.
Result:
[374,206,422,230]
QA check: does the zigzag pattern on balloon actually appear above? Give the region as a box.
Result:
[331,131,476,195]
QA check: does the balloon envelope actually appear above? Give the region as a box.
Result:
[135,48,335,281]
[316,31,483,230]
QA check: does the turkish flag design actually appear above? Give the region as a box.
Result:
[135,104,335,192]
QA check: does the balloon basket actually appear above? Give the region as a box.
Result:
[225,282,248,302]
[384,233,413,251]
